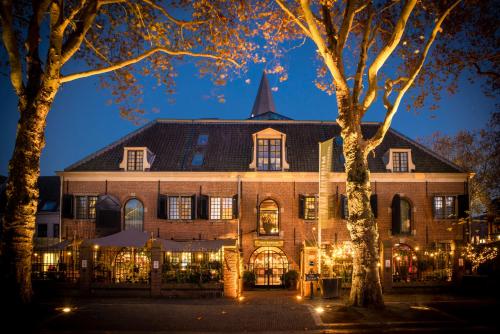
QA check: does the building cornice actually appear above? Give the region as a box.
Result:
[57,171,469,183]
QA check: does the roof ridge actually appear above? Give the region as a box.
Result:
[64,120,158,171]
[387,127,468,173]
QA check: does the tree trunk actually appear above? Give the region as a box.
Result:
[1,89,56,304]
[342,129,384,308]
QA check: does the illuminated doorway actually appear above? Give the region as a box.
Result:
[249,247,289,287]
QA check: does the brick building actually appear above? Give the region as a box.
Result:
[58,73,470,292]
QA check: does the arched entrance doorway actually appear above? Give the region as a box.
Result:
[392,243,417,282]
[249,247,289,287]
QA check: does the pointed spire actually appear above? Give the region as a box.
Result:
[249,72,276,118]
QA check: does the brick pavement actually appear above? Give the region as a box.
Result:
[30,290,317,333]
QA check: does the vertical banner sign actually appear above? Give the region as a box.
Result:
[318,138,334,275]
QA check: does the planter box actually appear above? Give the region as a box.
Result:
[320,278,341,298]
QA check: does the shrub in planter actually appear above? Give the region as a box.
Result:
[284,270,299,290]
[242,270,256,290]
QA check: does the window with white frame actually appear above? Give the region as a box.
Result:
[168,196,192,220]
[249,128,290,171]
[392,152,409,172]
[257,139,282,171]
[433,196,456,219]
[210,197,233,220]
[127,150,144,171]
[119,147,154,171]
[384,148,415,172]
[75,195,98,219]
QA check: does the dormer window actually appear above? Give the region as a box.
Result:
[119,147,154,171]
[127,150,144,171]
[384,148,415,172]
[249,128,290,171]
[392,152,408,172]
[257,139,281,171]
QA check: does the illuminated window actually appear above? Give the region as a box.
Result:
[210,197,233,220]
[393,152,408,172]
[127,150,144,171]
[400,199,411,233]
[257,139,281,171]
[259,199,279,235]
[124,198,144,231]
[304,196,317,220]
[168,196,192,220]
[433,196,456,219]
[75,195,98,219]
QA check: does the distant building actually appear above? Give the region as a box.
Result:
[34,176,61,249]
[58,73,471,290]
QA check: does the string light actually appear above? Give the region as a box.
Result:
[462,244,498,272]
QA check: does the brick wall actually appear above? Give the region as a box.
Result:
[62,178,466,272]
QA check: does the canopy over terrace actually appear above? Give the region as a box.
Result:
[83,229,236,251]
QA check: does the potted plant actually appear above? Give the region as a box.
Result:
[242,270,256,290]
[284,270,299,290]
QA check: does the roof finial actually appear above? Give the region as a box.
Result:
[249,71,277,118]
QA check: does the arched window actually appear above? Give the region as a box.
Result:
[124,199,144,231]
[259,199,279,235]
[391,195,412,235]
[400,199,411,233]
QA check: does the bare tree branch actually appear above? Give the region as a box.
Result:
[60,47,241,83]
[353,6,373,108]
[361,0,417,111]
[366,0,462,153]
[61,0,88,32]
[0,0,25,96]
[275,0,313,39]
[141,0,206,26]
[321,5,337,53]
[60,1,98,65]
[473,63,500,79]
[25,0,51,98]
[299,0,349,92]
[336,0,357,56]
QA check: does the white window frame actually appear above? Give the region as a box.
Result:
[210,197,233,220]
[119,147,153,171]
[385,148,416,172]
[249,127,290,171]
[167,196,192,220]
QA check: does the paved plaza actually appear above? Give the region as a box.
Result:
[9,289,500,333]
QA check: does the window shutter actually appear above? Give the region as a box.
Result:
[457,194,469,219]
[232,194,239,219]
[431,196,436,218]
[62,194,74,219]
[370,194,378,218]
[157,195,167,219]
[298,195,305,219]
[191,195,197,220]
[340,195,347,219]
[198,195,208,219]
[391,194,401,235]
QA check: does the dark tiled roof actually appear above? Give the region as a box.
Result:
[37,176,60,211]
[0,176,60,213]
[66,120,464,173]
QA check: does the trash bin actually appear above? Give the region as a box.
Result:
[320,277,341,298]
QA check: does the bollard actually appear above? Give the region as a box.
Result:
[310,281,314,299]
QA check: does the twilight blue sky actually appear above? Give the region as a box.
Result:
[0,41,495,176]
